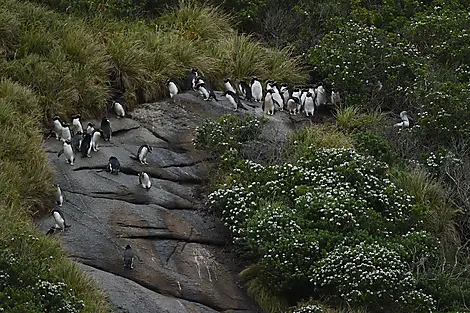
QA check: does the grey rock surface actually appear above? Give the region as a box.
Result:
[37,90,323,313]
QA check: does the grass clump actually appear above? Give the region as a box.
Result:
[335,104,387,133]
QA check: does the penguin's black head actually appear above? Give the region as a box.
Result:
[125,245,131,250]
[109,156,117,161]
[53,183,59,188]
[195,82,205,89]
[222,91,228,96]
[281,83,288,87]
[267,89,276,94]
[224,78,231,83]
[72,114,81,120]
[292,97,300,103]
[102,117,109,123]
[251,76,259,84]
[191,68,198,73]
[53,116,61,121]
[145,144,153,152]
[87,122,94,127]
[307,92,313,97]
[64,139,72,145]
[62,122,69,127]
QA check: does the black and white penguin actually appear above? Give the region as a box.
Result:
[280,84,290,108]
[51,209,71,231]
[61,122,72,142]
[91,129,104,152]
[167,80,179,98]
[315,85,327,108]
[394,111,410,128]
[304,92,315,116]
[237,80,253,102]
[287,97,300,115]
[106,156,120,174]
[265,79,275,91]
[223,90,245,111]
[71,114,83,135]
[100,117,112,141]
[300,88,308,109]
[86,122,95,135]
[224,78,236,94]
[123,245,134,269]
[251,77,263,102]
[58,140,75,166]
[269,82,284,111]
[185,68,198,91]
[264,89,276,115]
[80,133,92,158]
[138,172,152,190]
[71,131,83,153]
[196,82,218,101]
[54,183,63,207]
[112,101,125,118]
[52,116,63,140]
[194,76,205,90]
[137,144,152,165]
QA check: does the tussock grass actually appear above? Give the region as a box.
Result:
[392,167,461,251]
[335,104,388,133]
[239,263,289,313]
[281,124,354,162]
[0,9,20,57]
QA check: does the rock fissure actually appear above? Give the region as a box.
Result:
[120,233,226,247]
[111,126,141,136]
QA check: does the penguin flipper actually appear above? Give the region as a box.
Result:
[46,227,56,236]
[210,90,218,101]
[57,149,64,158]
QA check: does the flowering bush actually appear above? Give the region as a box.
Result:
[208,146,436,310]
[353,131,396,164]
[193,113,264,155]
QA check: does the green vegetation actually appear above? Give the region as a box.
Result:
[0,0,307,311]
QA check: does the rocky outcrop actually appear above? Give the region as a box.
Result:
[37,91,321,312]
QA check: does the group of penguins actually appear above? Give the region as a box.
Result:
[46,102,155,270]
[44,68,411,271]
[167,68,342,116]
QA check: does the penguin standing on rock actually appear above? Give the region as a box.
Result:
[106,156,120,175]
[264,89,276,115]
[186,68,198,91]
[223,90,245,111]
[123,245,134,269]
[52,116,63,140]
[71,114,83,135]
[224,78,236,94]
[137,144,152,165]
[48,209,71,234]
[196,82,218,101]
[167,80,179,98]
[100,117,112,141]
[86,122,95,135]
[61,122,72,142]
[287,97,300,115]
[139,172,152,190]
[71,131,83,153]
[54,184,63,207]
[58,140,75,166]
[251,77,263,102]
[91,129,104,152]
[304,92,315,116]
[237,80,253,102]
[112,101,126,118]
[80,133,92,158]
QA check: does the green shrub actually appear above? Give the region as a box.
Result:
[335,105,387,133]
[353,131,396,164]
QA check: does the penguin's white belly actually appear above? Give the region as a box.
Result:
[252,83,262,101]
[62,128,71,141]
[226,95,237,109]
[114,104,125,117]
[287,99,297,112]
[73,120,83,133]
[225,82,236,94]
[304,98,315,115]
[273,92,283,107]
[53,212,65,230]
[53,121,63,137]
[169,83,178,98]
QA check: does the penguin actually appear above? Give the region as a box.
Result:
[71,114,83,135]
[394,111,410,128]
[196,82,218,101]
[138,172,152,190]
[194,76,205,90]
[251,77,263,102]
[224,78,236,94]
[51,209,71,231]
[300,89,308,109]
[57,140,75,166]
[292,88,302,114]
[269,83,284,111]
[223,90,246,111]
[287,97,300,115]
[315,85,327,108]
[123,245,134,269]
[91,129,104,152]
[304,92,315,116]
[61,122,72,142]
[100,117,112,141]
[86,122,95,135]
[80,133,92,158]
[46,227,57,236]
[71,131,83,153]
[264,89,276,115]
[137,144,152,165]
[237,80,253,102]
[54,183,63,206]
[331,90,341,106]
[280,84,290,108]
[265,80,275,91]
[106,156,120,174]
[112,101,125,118]
[52,116,63,140]
[167,80,179,98]
[185,68,198,91]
